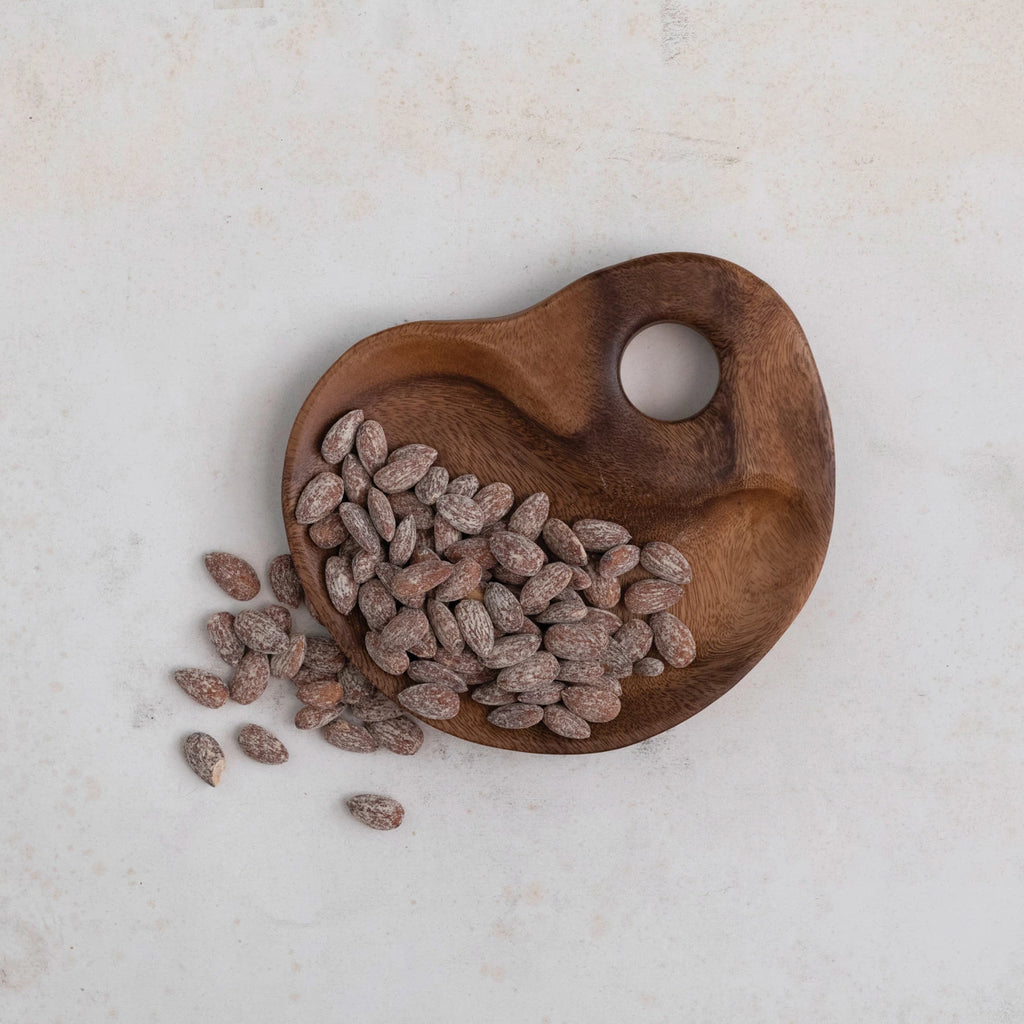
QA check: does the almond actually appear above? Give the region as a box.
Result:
[508,492,550,540]
[206,612,245,667]
[541,519,588,566]
[446,474,479,497]
[474,482,515,526]
[203,552,261,601]
[496,652,559,692]
[389,491,434,530]
[268,554,304,608]
[649,611,696,668]
[406,660,468,691]
[263,604,292,633]
[338,664,377,704]
[366,487,397,542]
[553,659,605,683]
[294,706,341,729]
[487,703,544,729]
[324,556,358,614]
[542,704,591,739]
[321,408,364,464]
[229,650,270,704]
[237,724,288,765]
[358,579,397,631]
[373,446,437,493]
[355,419,388,474]
[601,638,634,678]
[426,598,464,653]
[572,519,631,552]
[640,541,692,585]
[483,582,525,634]
[633,657,665,676]
[338,503,383,558]
[233,610,290,654]
[294,473,345,525]
[446,536,497,570]
[482,633,542,669]
[414,465,449,505]
[489,531,546,577]
[270,634,306,680]
[582,608,622,633]
[454,599,494,658]
[514,682,565,705]
[435,493,486,534]
[542,622,610,661]
[296,681,345,709]
[581,564,621,609]
[367,717,424,756]
[351,547,379,585]
[183,732,226,786]
[519,562,573,615]
[471,682,516,705]
[364,631,410,675]
[562,685,621,723]
[398,683,461,719]
[534,597,588,624]
[349,693,405,722]
[391,559,454,600]
[340,454,371,505]
[303,635,346,673]
[614,619,654,661]
[309,513,348,549]
[323,719,378,753]
[388,515,418,567]
[598,543,641,578]
[346,793,404,830]
[379,608,431,651]
[433,558,482,602]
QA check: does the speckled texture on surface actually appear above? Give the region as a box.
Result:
[2,2,1023,1021]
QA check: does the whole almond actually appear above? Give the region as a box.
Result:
[426,598,464,653]
[488,703,544,729]
[340,454,371,505]
[474,482,515,526]
[489,531,546,577]
[338,664,377,704]
[380,608,431,651]
[234,610,290,654]
[270,634,306,680]
[433,648,497,684]
[309,513,348,549]
[174,668,228,709]
[351,547,379,585]
[346,793,404,830]
[446,474,479,497]
[406,660,468,691]
[543,622,610,662]
[633,657,665,676]
[482,633,542,669]
[293,666,335,685]
[304,635,346,673]
[367,487,397,542]
[572,519,631,552]
[601,638,634,678]
[517,616,542,637]
[614,619,654,661]
[562,685,622,723]
[519,562,573,615]
[355,419,388,474]
[206,612,245,667]
[203,552,261,601]
[268,554,303,608]
[433,558,482,602]
[554,659,606,683]
[398,683,461,719]
[408,628,438,659]
[391,559,454,599]
[508,492,550,540]
[543,704,591,739]
[469,683,514,706]
[414,465,449,505]
[640,541,692,585]
[534,597,588,624]
[496,652,559,691]
[389,515,418,567]
[321,408,364,463]
[373,446,437,493]
[581,564,621,609]
[541,518,588,566]
[367,716,424,755]
[365,631,410,675]
[183,732,225,786]
[435,493,486,534]
[454,599,494,658]
[446,536,497,570]
[237,724,288,765]
[349,693,405,722]
[338,504,383,558]
[389,491,434,529]
[588,675,623,696]
[297,680,345,709]
[295,705,341,729]
[567,565,593,590]
[624,579,683,615]
[582,607,622,633]
[358,579,397,631]
[515,682,565,705]
[263,604,292,633]
[295,473,345,525]
[433,517,461,554]
[483,582,525,634]
[599,543,641,578]
[324,556,358,614]
[323,719,378,753]
[649,611,697,668]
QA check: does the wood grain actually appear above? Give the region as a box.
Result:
[282,253,835,754]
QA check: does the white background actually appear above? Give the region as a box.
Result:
[2,2,1022,1021]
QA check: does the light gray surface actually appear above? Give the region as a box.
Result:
[2,2,1022,1021]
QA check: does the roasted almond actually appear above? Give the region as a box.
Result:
[338,664,377,704]
[268,554,304,608]
[321,408,364,464]
[496,652,560,692]
[572,519,631,552]
[340,454,371,505]
[364,630,410,675]
[507,492,550,540]
[542,704,591,739]
[296,680,345,709]
[432,558,483,602]
[598,543,641,578]
[183,732,226,786]
[446,473,479,497]
[581,564,621,609]
[398,683,461,719]
[203,551,261,601]
[324,556,358,614]
[391,559,454,599]
[519,562,573,615]
[614,619,654,661]
[294,473,345,525]
[435,493,486,534]
[649,611,696,668]
[489,531,546,577]
[633,656,665,676]
[294,705,341,729]
[388,515,418,567]
[414,465,449,505]
[454,598,495,658]
[323,719,378,753]
[542,622,610,661]
[355,419,388,474]
[514,682,565,705]
[553,659,605,683]
[483,582,525,634]
[366,487,397,542]
[174,668,228,708]
[229,650,270,704]
[389,491,434,530]
[338,503,383,558]
[351,547,379,585]
[270,634,306,680]
[237,724,288,765]
[349,693,405,722]
[206,611,245,667]
[426,598,464,653]
[541,518,588,566]
[624,579,684,615]
[379,608,431,651]
[303,635,346,673]
[358,579,397,631]
[474,482,515,526]
[640,541,692,585]
[373,446,437,493]
[263,604,292,633]
[309,512,348,549]
[233,610,290,654]
[471,681,516,705]
[562,685,621,723]
[346,793,404,830]
[367,716,424,755]
[482,633,542,669]
[446,536,497,570]
[487,703,544,729]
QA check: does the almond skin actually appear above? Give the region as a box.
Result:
[639,541,692,585]
[323,719,378,753]
[204,552,260,601]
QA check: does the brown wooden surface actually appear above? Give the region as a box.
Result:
[282,253,835,754]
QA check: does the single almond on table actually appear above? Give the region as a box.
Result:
[183,732,226,786]
[204,552,261,601]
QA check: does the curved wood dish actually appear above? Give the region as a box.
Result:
[283,253,835,754]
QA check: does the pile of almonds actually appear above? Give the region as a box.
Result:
[297,408,696,741]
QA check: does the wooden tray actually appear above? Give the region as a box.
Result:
[283,253,835,754]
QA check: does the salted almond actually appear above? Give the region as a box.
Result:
[203,552,260,601]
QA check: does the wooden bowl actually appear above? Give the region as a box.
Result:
[283,253,835,754]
